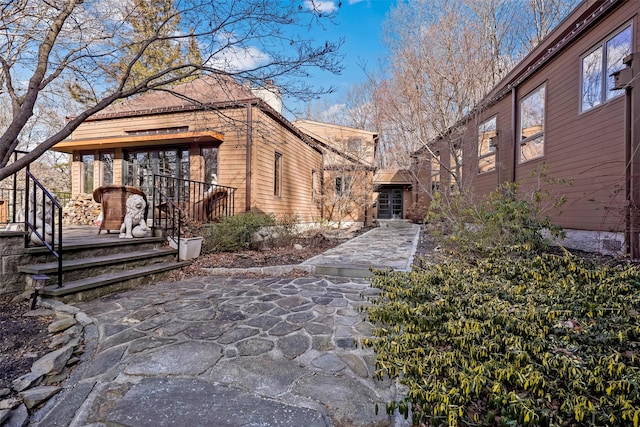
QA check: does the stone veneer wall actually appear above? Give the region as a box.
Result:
[0,231,28,296]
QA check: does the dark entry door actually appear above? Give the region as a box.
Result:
[378,188,403,219]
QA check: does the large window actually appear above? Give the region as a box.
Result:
[274,151,282,197]
[581,24,632,112]
[520,84,545,163]
[478,116,497,173]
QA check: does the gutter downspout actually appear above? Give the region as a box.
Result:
[511,86,518,184]
[246,103,252,212]
[616,53,640,258]
[633,54,640,259]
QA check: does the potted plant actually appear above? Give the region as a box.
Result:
[167,217,204,260]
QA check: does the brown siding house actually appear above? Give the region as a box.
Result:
[412,0,640,255]
[54,75,324,222]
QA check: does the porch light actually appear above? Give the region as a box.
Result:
[30,274,49,310]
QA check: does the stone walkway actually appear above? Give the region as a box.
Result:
[29,222,421,427]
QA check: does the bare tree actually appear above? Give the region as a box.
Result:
[0,0,343,181]
[372,0,578,178]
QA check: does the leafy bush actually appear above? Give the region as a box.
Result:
[269,211,302,247]
[365,252,640,426]
[426,169,570,257]
[202,211,275,252]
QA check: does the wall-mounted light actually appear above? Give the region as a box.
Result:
[611,53,634,90]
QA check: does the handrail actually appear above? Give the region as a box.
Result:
[25,170,63,287]
[152,174,236,261]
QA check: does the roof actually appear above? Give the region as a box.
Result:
[88,74,257,121]
[293,119,378,139]
[373,169,413,186]
[62,74,324,154]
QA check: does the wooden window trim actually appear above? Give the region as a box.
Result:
[519,83,546,164]
[580,22,633,114]
[477,116,497,174]
[274,151,282,197]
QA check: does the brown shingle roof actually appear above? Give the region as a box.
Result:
[91,74,256,120]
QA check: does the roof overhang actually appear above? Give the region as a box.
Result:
[53,130,224,153]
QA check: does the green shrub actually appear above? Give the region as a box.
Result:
[426,169,570,257]
[269,211,302,247]
[364,252,640,426]
[202,211,275,252]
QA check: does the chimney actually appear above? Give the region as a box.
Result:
[251,80,282,114]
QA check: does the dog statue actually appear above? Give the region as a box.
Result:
[119,194,148,238]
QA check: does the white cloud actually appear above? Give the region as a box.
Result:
[208,46,271,72]
[318,103,346,122]
[303,0,338,13]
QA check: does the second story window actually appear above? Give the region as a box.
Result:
[581,23,632,112]
[520,84,545,163]
[478,116,497,174]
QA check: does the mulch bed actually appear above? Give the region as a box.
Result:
[0,296,53,392]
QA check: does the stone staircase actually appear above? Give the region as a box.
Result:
[18,235,190,303]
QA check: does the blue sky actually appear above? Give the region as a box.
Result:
[290,0,397,114]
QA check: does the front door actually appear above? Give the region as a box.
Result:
[377,188,403,219]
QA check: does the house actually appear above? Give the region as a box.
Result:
[53,75,324,223]
[293,119,378,225]
[412,0,640,255]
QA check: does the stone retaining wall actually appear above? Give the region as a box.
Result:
[0,231,28,296]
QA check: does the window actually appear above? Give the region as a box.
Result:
[274,151,282,196]
[201,146,218,185]
[312,170,318,202]
[477,116,497,173]
[581,24,632,112]
[346,137,362,152]
[100,152,113,186]
[430,152,440,193]
[451,145,463,193]
[519,84,545,163]
[82,153,94,194]
[335,176,352,195]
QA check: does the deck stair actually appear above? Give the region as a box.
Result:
[19,234,190,303]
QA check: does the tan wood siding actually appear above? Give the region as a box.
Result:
[250,107,322,222]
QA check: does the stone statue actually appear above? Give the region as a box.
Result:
[28,189,55,246]
[119,194,148,238]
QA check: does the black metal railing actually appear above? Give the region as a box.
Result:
[152,175,236,260]
[0,150,29,226]
[25,170,63,287]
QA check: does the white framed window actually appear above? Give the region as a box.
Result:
[581,23,632,112]
[519,84,545,163]
[478,116,497,173]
